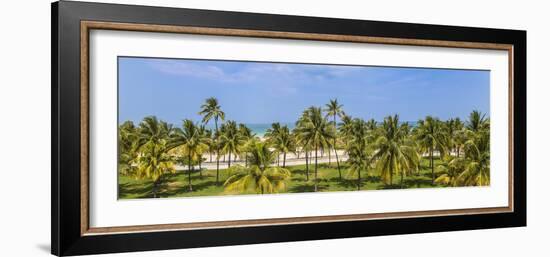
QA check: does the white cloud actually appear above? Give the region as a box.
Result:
[149,60,226,80]
[149,59,362,83]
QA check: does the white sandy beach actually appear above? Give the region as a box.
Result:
[175,149,348,171]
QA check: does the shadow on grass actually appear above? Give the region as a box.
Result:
[288,183,328,193]
[403,176,434,188]
[118,181,153,198]
[328,177,358,189]
[158,180,219,197]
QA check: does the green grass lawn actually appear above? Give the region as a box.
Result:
[118,157,447,199]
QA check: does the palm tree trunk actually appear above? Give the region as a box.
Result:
[228,152,232,168]
[314,145,319,192]
[430,147,435,184]
[152,178,159,198]
[216,151,220,184]
[199,160,202,178]
[215,119,220,184]
[333,115,341,179]
[277,154,280,167]
[188,155,193,191]
[389,161,393,186]
[305,150,309,181]
[245,154,248,167]
[357,169,361,190]
[209,152,212,162]
[400,171,404,188]
[334,141,341,180]
[283,152,287,168]
[328,148,331,165]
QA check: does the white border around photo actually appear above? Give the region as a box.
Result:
[89,29,509,228]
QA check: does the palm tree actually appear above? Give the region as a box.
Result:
[324,99,344,179]
[373,115,420,187]
[293,125,312,181]
[466,110,489,133]
[435,156,466,186]
[444,118,464,157]
[457,128,490,186]
[196,125,212,177]
[171,120,209,191]
[198,97,225,184]
[137,116,174,149]
[241,136,260,167]
[219,121,246,168]
[238,123,256,167]
[224,141,291,194]
[345,119,373,190]
[415,116,448,184]
[134,140,176,198]
[366,118,378,131]
[265,123,283,165]
[339,114,354,144]
[271,125,295,168]
[119,121,138,175]
[295,107,335,191]
[457,111,490,186]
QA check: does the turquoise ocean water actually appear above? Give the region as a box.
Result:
[226,121,417,138]
[245,122,296,137]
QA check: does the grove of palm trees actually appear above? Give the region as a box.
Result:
[118,97,490,199]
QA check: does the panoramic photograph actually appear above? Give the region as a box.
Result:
[117,57,490,199]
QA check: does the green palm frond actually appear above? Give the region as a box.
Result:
[223,142,291,194]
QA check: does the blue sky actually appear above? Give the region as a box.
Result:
[118,57,489,125]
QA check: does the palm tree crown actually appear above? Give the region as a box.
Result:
[295,106,336,191]
[224,141,291,194]
[219,120,247,168]
[373,115,420,186]
[415,116,448,184]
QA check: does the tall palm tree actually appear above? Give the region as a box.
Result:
[219,121,246,168]
[134,140,176,198]
[171,120,209,191]
[444,118,464,157]
[224,141,291,194]
[295,107,335,191]
[324,99,344,179]
[293,125,311,181]
[415,116,448,184]
[198,97,225,184]
[196,125,212,177]
[466,110,489,133]
[271,125,295,168]
[203,128,214,162]
[119,121,138,176]
[373,115,420,187]
[457,128,490,186]
[339,114,354,144]
[457,111,490,186]
[238,123,255,167]
[265,123,283,165]
[345,119,373,190]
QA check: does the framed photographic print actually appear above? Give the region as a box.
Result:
[51,1,526,256]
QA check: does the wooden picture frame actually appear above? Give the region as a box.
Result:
[52,1,526,256]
